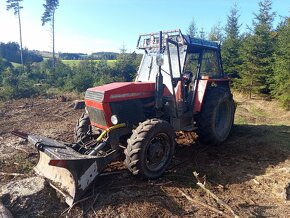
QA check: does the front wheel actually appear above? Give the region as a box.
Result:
[124,119,175,179]
[74,113,92,144]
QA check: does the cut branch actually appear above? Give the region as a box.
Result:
[177,188,231,218]
[193,171,240,218]
[0,172,24,176]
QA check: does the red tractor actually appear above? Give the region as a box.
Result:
[13,30,235,206]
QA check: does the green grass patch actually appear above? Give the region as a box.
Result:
[62,59,116,67]
[234,117,248,125]
[250,107,268,117]
[11,62,22,67]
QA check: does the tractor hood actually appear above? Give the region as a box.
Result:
[84,82,172,129]
[86,82,171,103]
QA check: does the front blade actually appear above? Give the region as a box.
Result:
[28,135,118,206]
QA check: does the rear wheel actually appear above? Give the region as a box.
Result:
[74,113,92,144]
[125,119,175,179]
[195,86,235,145]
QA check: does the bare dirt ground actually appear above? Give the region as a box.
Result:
[0,94,289,217]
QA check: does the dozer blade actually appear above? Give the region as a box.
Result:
[26,134,119,206]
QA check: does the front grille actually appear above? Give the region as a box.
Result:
[110,99,145,126]
[87,106,107,127]
[85,90,104,102]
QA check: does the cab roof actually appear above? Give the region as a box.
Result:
[137,29,220,52]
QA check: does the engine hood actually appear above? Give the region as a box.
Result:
[86,82,171,103]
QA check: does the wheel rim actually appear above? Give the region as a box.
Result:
[215,101,231,139]
[145,133,171,172]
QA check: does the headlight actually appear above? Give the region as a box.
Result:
[110,115,119,125]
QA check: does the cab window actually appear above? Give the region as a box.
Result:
[200,50,221,77]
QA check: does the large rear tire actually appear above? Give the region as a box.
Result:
[195,86,235,145]
[124,119,175,179]
[74,113,92,144]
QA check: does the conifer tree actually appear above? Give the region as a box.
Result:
[187,17,198,38]
[222,4,242,78]
[237,0,276,98]
[208,22,224,42]
[41,0,59,68]
[6,0,24,71]
[272,17,290,109]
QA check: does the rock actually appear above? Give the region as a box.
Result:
[0,177,62,217]
[59,96,67,102]
[73,100,85,110]
[0,177,46,202]
[0,200,13,218]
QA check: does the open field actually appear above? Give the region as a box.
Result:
[0,93,289,217]
[11,59,117,68]
[62,59,117,67]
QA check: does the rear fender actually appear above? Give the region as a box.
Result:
[193,78,230,112]
[193,80,209,112]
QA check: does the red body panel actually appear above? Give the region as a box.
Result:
[85,100,113,128]
[87,82,171,103]
[85,82,172,129]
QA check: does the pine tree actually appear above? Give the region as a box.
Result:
[6,0,24,71]
[222,4,242,78]
[187,17,198,38]
[208,22,224,42]
[199,27,206,39]
[237,0,276,98]
[41,0,59,68]
[272,17,290,109]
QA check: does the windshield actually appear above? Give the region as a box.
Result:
[136,44,187,94]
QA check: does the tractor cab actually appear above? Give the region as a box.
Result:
[135,30,227,130]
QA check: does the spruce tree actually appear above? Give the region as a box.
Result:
[208,22,224,42]
[187,17,198,38]
[272,17,290,109]
[238,0,276,98]
[222,4,242,78]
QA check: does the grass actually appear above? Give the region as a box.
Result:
[62,59,117,67]
[11,62,22,67]
[249,107,269,117]
[233,92,290,126]
[10,59,117,68]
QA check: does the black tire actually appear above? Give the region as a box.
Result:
[74,113,92,144]
[124,119,175,179]
[195,86,235,145]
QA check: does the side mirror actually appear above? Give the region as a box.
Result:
[182,71,193,85]
[156,53,164,66]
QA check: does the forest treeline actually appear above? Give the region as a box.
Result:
[0,50,140,99]
[0,0,289,109]
[0,42,43,64]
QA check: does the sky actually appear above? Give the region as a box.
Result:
[0,0,289,54]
